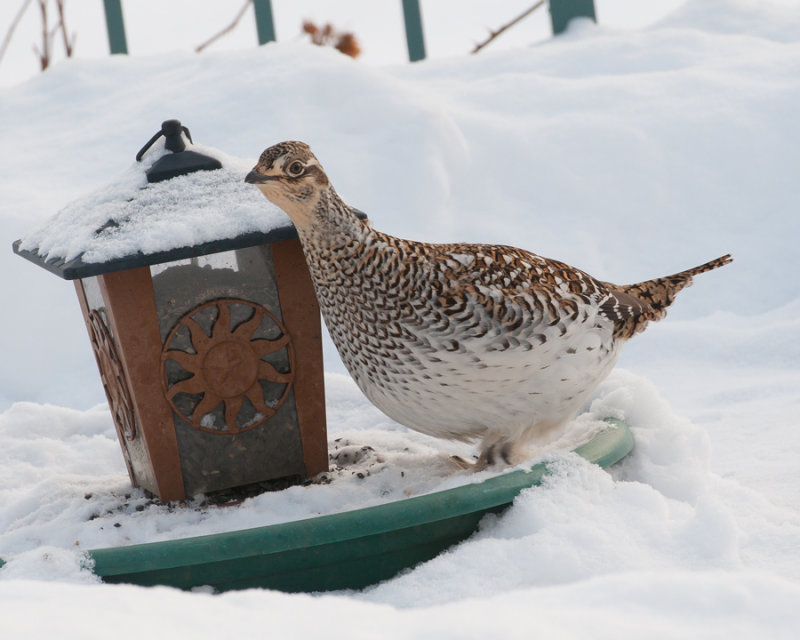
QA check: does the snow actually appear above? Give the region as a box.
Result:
[2,0,800,636]
[17,144,288,264]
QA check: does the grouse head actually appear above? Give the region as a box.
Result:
[245,141,330,231]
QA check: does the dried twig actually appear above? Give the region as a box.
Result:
[35,0,49,69]
[0,0,34,66]
[472,1,545,54]
[56,0,75,58]
[2,0,74,73]
[196,0,252,52]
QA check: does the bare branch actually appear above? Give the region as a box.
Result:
[472,1,545,55]
[0,0,34,66]
[56,0,75,58]
[196,0,252,53]
[37,0,50,70]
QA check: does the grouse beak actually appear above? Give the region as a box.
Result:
[245,170,273,184]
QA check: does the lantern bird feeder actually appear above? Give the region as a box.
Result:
[12,120,330,502]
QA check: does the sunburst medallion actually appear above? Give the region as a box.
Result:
[161,299,295,434]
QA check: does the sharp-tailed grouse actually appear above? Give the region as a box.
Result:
[245,141,732,466]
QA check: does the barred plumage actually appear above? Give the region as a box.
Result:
[246,141,732,466]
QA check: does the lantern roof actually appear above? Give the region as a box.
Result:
[13,138,325,280]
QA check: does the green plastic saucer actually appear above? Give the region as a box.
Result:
[84,418,633,592]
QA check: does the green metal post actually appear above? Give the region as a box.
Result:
[253,0,276,45]
[102,0,128,54]
[549,0,596,35]
[401,0,426,62]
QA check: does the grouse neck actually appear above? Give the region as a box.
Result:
[301,187,372,254]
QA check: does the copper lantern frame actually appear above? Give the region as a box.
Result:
[14,227,329,502]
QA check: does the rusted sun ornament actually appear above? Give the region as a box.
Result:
[161,299,295,434]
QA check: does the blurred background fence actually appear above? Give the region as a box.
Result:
[102,0,596,62]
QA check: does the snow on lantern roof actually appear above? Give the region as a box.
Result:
[13,139,295,280]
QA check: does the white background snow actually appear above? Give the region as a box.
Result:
[1,0,799,637]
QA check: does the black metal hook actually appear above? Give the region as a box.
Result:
[136,119,193,162]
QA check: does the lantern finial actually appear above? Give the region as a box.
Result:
[136,118,222,183]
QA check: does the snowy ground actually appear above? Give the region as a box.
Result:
[2,0,800,637]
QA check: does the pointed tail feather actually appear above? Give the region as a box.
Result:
[619,254,733,320]
[603,254,732,339]
[620,254,733,321]
[670,254,734,279]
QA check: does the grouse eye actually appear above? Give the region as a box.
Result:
[287,161,304,177]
